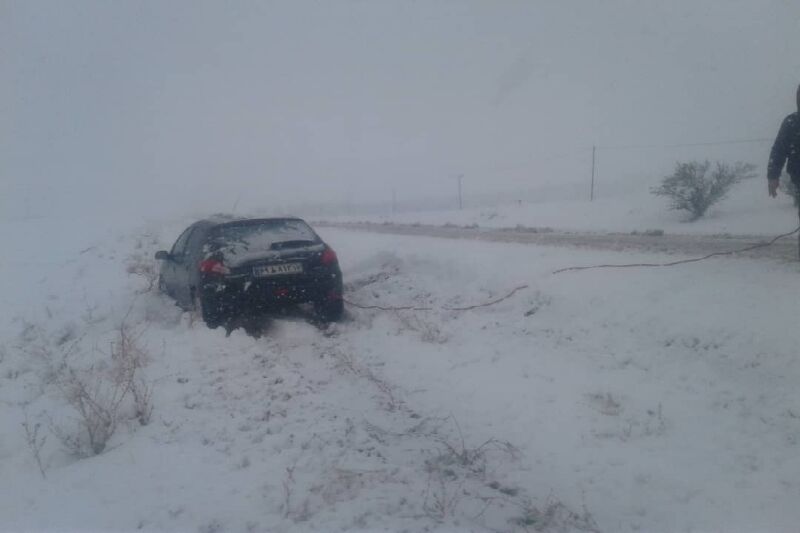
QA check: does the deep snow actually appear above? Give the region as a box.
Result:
[1,205,799,532]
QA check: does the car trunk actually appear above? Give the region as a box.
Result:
[200,220,338,312]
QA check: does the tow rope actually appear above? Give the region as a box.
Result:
[552,225,800,274]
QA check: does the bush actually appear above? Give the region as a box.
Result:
[50,323,153,457]
[652,161,756,221]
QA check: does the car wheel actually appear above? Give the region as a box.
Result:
[193,290,223,329]
[314,297,344,322]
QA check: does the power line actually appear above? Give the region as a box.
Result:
[596,137,772,151]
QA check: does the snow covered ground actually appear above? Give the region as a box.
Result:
[324,178,800,237]
[1,211,800,532]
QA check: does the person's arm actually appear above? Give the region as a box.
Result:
[767,116,792,196]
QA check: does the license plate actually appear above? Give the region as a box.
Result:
[253,262,303,277]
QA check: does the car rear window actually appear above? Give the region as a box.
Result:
[205,219,319,257]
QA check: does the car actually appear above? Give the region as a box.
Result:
[155,216,343,328]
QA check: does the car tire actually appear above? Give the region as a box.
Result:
[314,297,344,322]
[193,290,223,329]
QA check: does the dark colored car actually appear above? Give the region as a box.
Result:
[155,216,343,328]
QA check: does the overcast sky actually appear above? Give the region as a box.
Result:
[3,0,800,219]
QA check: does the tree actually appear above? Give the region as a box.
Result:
[651,161,756,221]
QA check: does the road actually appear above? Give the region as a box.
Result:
[320,222,800,264]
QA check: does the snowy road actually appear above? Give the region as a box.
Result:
[321,222,800,264]
[2,219,799,532]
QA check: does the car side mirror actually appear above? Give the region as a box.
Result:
[155,250,171,261]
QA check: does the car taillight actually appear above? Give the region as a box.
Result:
[321,247,338,266]
[199,259,230,275]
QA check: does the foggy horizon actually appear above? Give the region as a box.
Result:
[4,1,800,220]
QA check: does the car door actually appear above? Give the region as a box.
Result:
[178,224,212,306]
[163,225,196,307]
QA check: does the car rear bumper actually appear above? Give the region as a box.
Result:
[199,274,342,318]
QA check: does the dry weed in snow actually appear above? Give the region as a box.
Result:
[419,417,599,531]
[126,235,161,293]
[395,311,450,344]
[334,349,401,412]
[111,323,153,426]
[21,411,48,479]
[48,323,154,456]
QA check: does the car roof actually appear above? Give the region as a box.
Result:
[195,215,308,229]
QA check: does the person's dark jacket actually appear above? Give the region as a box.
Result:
[768,93,800,182]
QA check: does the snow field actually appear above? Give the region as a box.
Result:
[327,229,800,532]
[0,217,798,532]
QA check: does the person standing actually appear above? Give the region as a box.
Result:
[767,84,800,257]
[768,85,800,199]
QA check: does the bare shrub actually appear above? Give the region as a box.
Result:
[126,250,159,293]
[416,416,600,531]
[524,291,552,317]
[511,498,601,532]
[16,324,83,390]
[395,312,449,344]
[585,392,623,416]
[281,462,311,522]
[111,324,153,426]
[281,463,296,519]
[53,365,131,456]
[316,467,395,506]
[433,416,519,476]
[22,411,48,479]
[335,350,400,411]
[652,160,756,220]
[422,417,521,523]
[432,434,519,479]
[423,466,464,522]
[131,377,154,426]
[51,323,153,456]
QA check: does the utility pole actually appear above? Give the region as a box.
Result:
[590,145,596,201]
[456,174,463,210]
